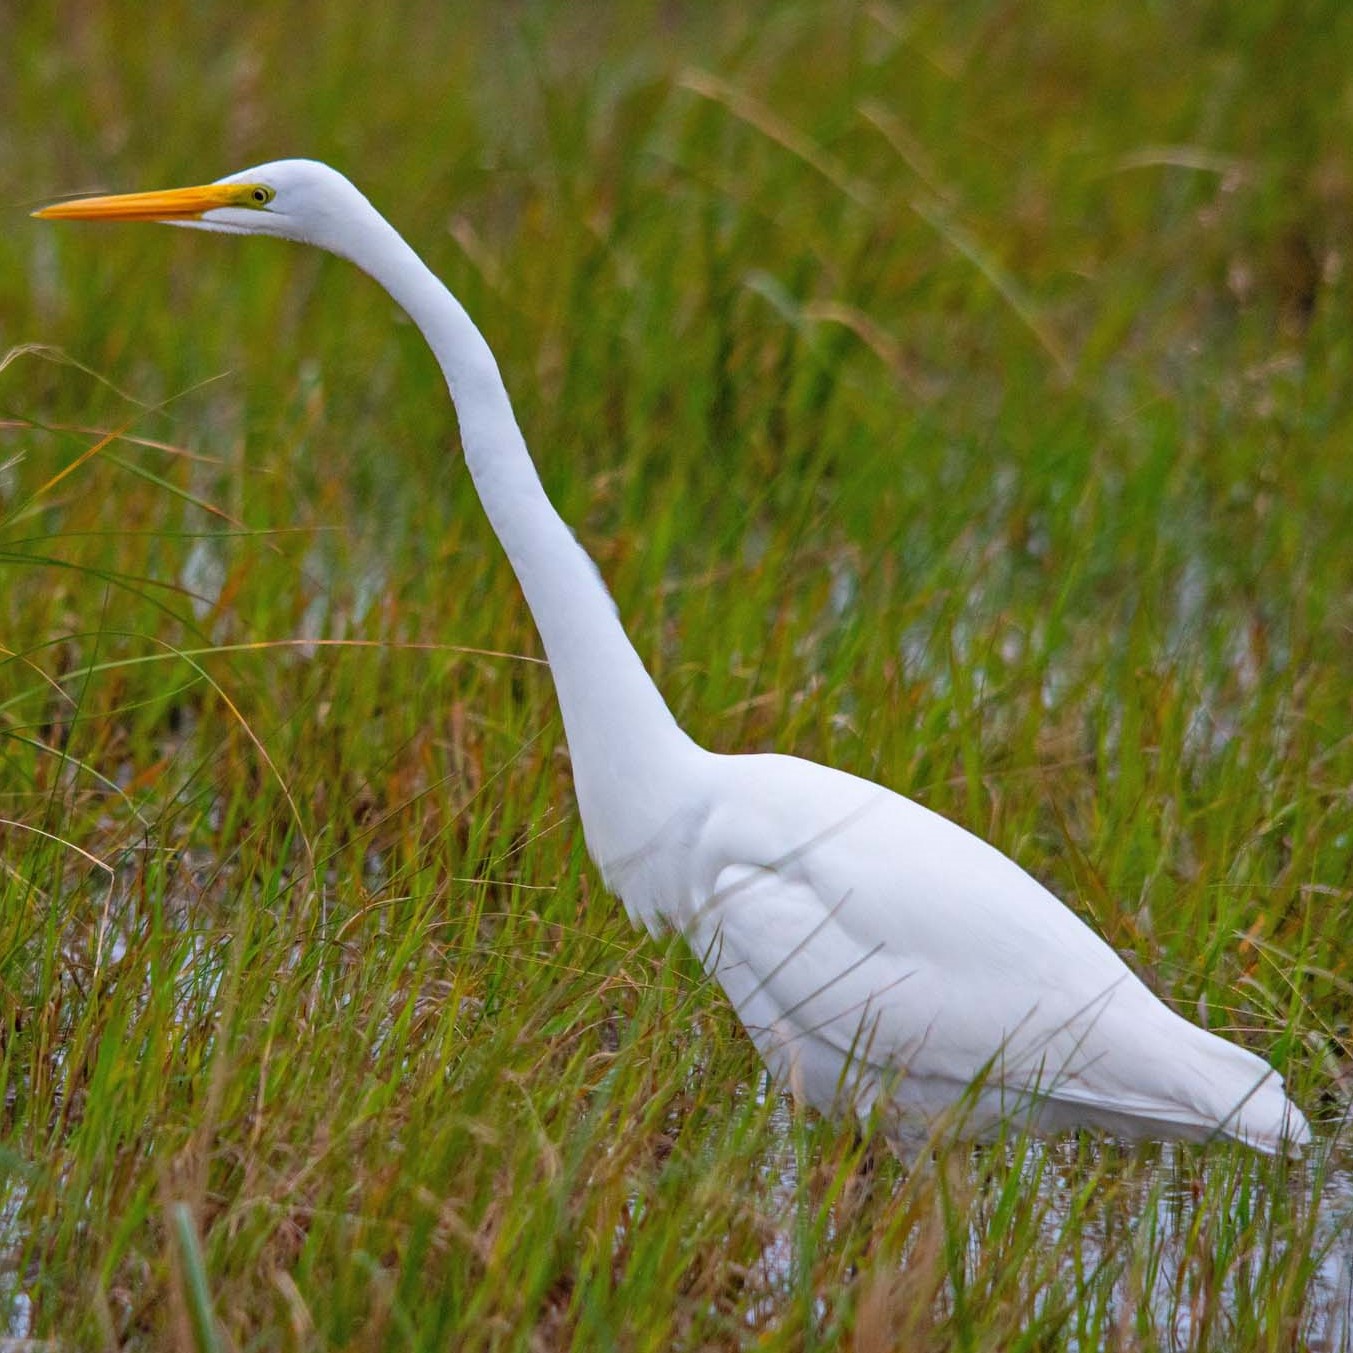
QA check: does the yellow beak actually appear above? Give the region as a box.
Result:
[32,183,255,222]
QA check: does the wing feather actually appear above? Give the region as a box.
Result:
[678,752,1293,1144]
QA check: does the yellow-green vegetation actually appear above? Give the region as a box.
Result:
[3,2,1350,1348]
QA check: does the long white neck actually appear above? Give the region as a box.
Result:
[335,206,702,867]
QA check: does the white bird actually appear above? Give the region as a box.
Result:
[36,160,1309,1154]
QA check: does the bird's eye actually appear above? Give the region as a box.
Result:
[250,186,275,207]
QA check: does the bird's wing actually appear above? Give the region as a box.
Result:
[684,753,1269,1131]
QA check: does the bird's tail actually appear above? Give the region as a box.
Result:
[1164,1010,1310,1154]
[1217,1063,1310,1155]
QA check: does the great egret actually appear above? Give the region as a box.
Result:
[36,160,1309,1154]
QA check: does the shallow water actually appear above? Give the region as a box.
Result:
[747,1110,1353,1348]
[0,1185,30,1339]
[1308,1166,1353,1351]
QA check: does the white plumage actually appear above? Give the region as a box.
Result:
[36,159,1309,1154]
[628,753,1303,1151]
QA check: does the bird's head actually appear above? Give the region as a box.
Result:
[33,158,373,255]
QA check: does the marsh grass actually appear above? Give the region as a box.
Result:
[2,1,1351,1347]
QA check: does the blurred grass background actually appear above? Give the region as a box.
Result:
[2,1,1351,1347]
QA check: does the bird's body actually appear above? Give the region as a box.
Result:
[36,159,1309,1154]
[613,749,1301,1150]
